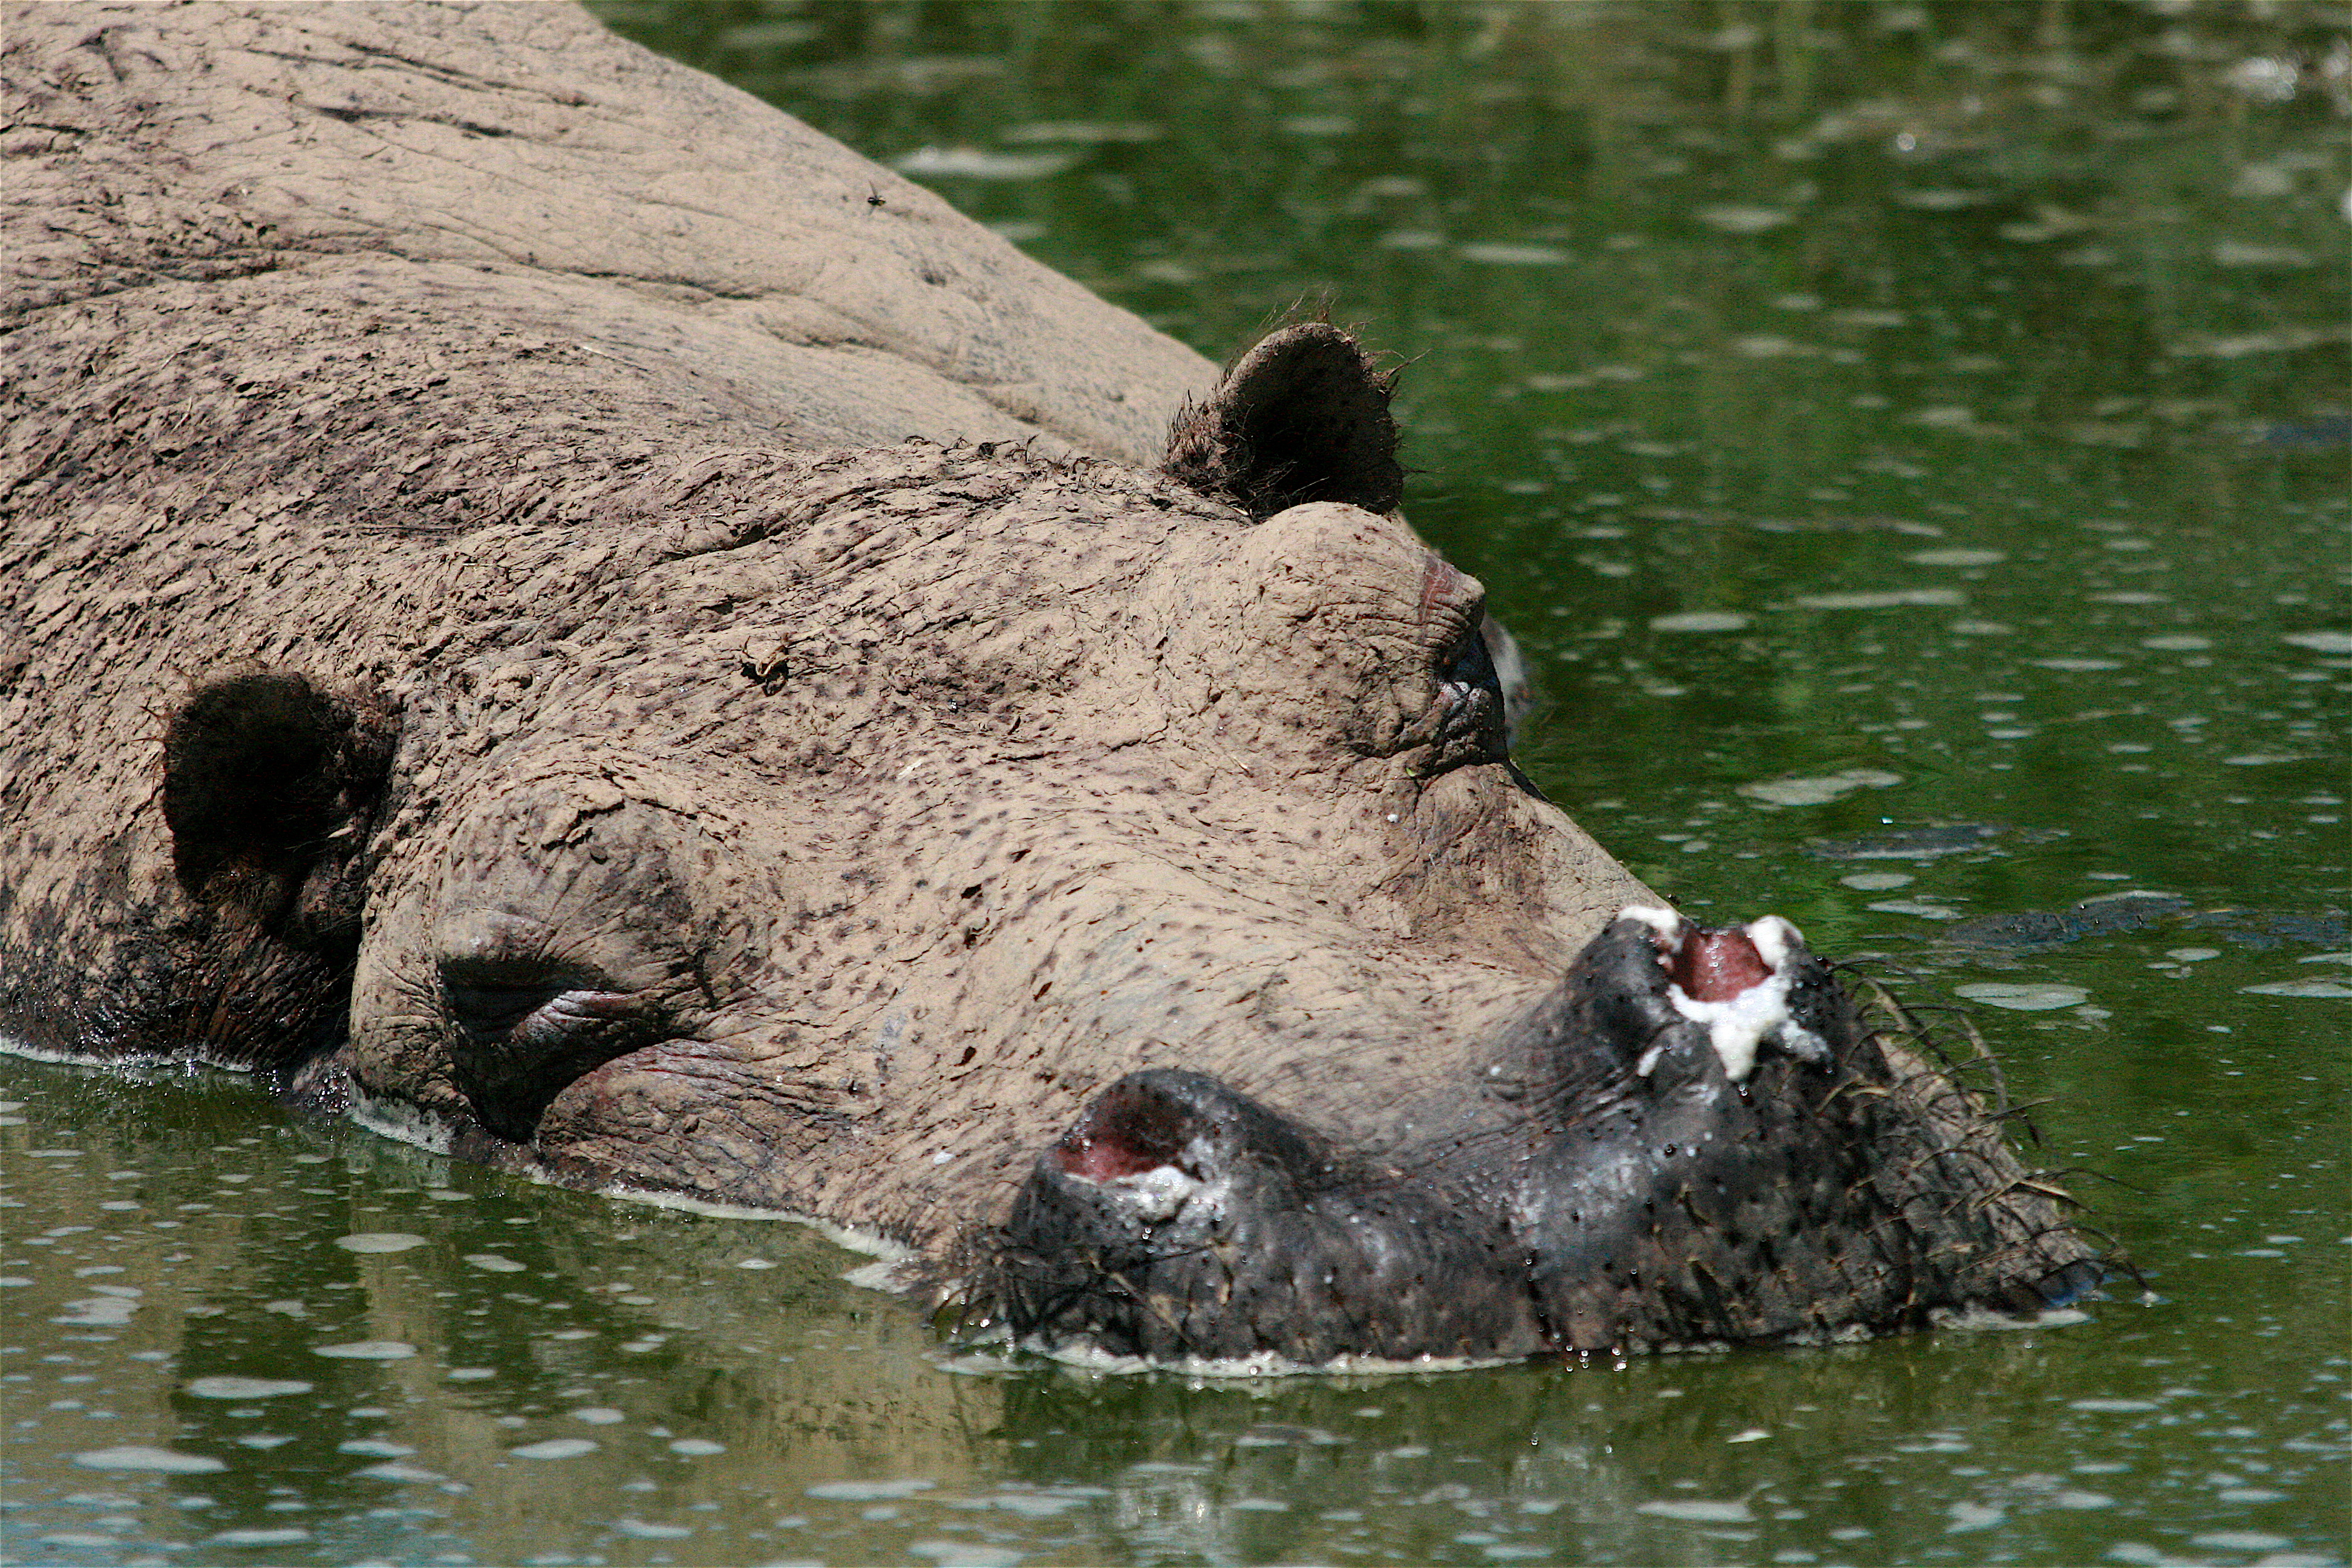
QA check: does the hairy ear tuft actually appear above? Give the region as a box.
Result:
[1163,321,1403,519]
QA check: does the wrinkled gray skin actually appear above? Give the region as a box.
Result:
[1,3,2096,1364]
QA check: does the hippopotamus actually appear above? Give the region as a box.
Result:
[0,2,2097,1364]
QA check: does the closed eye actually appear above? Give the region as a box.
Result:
[1411,623,1509,774]
[442,977,639,1041]
[434,952,667,1142]
[442,976,559,1035]
[1440,624,1501,701]
[437,947,600,1029]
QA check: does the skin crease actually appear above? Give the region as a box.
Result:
[1,2,2097,1360]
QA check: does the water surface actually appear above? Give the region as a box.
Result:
[6,4,2345,1564]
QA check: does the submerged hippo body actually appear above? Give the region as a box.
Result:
[1,2,2096,1363]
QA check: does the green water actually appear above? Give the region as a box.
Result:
[4,3,2345,1564]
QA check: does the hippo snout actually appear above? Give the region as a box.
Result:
[976,912,2098,1367]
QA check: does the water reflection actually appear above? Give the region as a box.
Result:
[8,1032,2343,1562]
[5,1061,991,1564]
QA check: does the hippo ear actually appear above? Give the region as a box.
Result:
[1163,321,1403,520]
[163,671,398,944]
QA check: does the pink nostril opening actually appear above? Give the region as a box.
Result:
[1051,1082,1189,1181]
[1053,1131,1167,1181]
[1670,926,1774,1002]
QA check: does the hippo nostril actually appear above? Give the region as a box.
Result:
[1669,926,1774,1002]
[1054,1128,1172,1182]
[1053,1080,1192,1182]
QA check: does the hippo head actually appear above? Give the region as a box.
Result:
[237,323,2092,1362]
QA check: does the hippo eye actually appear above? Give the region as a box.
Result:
[438,950,652,1041]
[1419,624,1508,769]
[436,950,665,1141]
[441,969,635,1040]
[1439,624,1501,698]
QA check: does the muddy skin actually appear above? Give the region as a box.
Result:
[1,2,2099,1367]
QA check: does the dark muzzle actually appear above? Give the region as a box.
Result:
[972,912,2102,1366]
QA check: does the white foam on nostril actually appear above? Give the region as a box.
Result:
[1745,914,1806,968]
[1620,904,1685,942]
[1667,973,1795,1083]
[1646,913,1831,1083]
[1062,1134,1232,1225]
[1111,1165,1194,1222]
[1100,1163,1230,1226]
